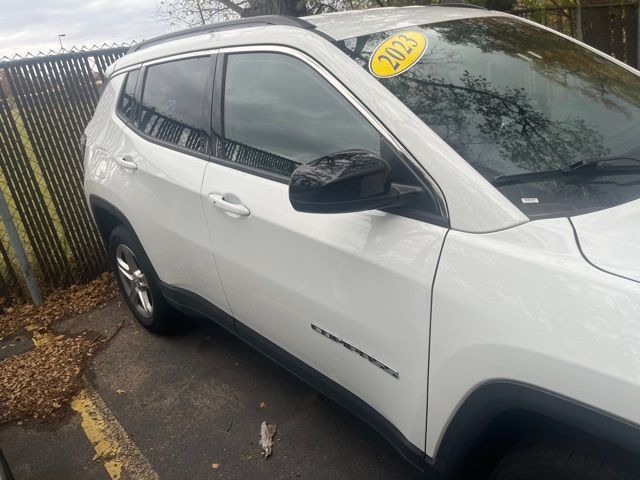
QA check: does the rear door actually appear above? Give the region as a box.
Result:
[108,53,230,315]
[200,47,448,449]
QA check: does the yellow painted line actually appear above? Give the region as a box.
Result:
[72,388,124,479]
[71,380,159,480]
[24,325,158,480]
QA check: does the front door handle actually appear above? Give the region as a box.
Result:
[207,193,250,217]
[115,155,137,170]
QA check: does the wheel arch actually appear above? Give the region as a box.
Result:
[89,195,131,245]
[433,380,640,478]
[89,195,158,282]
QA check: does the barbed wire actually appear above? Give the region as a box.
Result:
[0,41,137,63]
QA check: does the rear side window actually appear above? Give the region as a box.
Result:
[117,70,139,122]
[136,57,212,155]
[223,52,382,177]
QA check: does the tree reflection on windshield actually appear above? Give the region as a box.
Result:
[344,16,640,216]
[384,70,607,174]
[431,18,640,116]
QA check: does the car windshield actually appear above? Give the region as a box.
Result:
[339,16,640,218]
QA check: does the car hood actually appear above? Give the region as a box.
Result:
[571,198,640,282]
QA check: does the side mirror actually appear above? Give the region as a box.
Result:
[289,150,400,214]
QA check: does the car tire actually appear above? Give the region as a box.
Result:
[109,225,177,333]
[491,438,640,480]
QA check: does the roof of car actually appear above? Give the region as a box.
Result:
[106,6,502,76]
[305,6,500,40]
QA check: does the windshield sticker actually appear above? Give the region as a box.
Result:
[369,31,427,78]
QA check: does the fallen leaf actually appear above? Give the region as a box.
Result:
[0,335,96,425]
[0,273,117,339]
[259,421,277,458]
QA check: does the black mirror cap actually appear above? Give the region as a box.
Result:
[289,150,399,214]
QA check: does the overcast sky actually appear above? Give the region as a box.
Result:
[0,0,173,58]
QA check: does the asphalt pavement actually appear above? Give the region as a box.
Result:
[0,298,425,480]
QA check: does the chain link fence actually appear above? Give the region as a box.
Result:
[0,45,130,307]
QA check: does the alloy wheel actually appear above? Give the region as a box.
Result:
[115,244,153,318]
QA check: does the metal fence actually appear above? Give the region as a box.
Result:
[510,1,639,68]
[0,46,129,304]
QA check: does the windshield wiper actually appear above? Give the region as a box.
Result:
[491,156,640,186]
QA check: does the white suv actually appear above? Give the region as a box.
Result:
[83,7,640,479]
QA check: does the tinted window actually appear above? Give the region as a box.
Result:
[117,70,139,121]
[223,53,382,177]
[343,17,640,217]
[136,57,212,154]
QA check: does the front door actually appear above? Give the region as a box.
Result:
[201,49,447,449]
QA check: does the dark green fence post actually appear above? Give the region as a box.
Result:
[637,0,640,66]
[576,3,583,40]
[0,188,42,305]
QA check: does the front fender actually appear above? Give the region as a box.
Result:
[428,217,640,474]
[433,380,640,476]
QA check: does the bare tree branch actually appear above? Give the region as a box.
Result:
[158,0,445,27]
[196,0,207,24]
[215,0,247,15]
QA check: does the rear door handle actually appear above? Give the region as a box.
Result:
[207,193,250,217]
[115,155,137,170]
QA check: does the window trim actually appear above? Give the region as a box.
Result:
[115,67,141,126]
[214,44,449,223]
[123,52,218,161]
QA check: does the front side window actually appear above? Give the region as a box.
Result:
[222,52,383,177]
[136,57,212,155]
[342,17,640,217]
[117,69,139,122]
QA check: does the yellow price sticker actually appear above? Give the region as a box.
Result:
[369,31,428,78]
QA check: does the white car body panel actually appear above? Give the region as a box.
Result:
[427,217,640,456]
[571,199,640,283]
[201,161,446,448]
[83,75,126,178]
[304,6,503,39]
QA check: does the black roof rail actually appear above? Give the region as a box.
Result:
[432,3,489,10]
[128,15,322,54]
